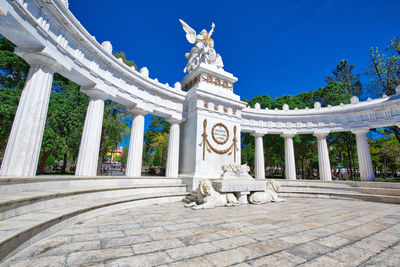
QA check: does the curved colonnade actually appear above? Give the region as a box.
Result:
[0,0,400,181]
[1,0,400,182]
[0,0,399,262]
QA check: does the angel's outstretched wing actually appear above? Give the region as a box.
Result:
[179,19,196,44]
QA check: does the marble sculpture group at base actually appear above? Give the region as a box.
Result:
[184,163,286,210]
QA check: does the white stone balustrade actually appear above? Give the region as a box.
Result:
[252,133,266,179]
[165,119,181,177]
[0,53,59,176]
[75,88,108,176]
[353,129,375,181]
[314,131,332,181]
[282,133,296,180]
[125,109,149,177]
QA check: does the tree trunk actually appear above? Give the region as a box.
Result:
[62,152,68,174]
[97,127,107,176]
[37,151,50,175]
[389,126,400,143]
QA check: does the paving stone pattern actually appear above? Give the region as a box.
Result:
[2,198,400,267]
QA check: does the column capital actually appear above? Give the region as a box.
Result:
[129,103,153,116]
[165,116,184,124]
[313,131,330,139]
[251,132,266,138]
[15,47,71,72]
[281,132,296,138]
[165,118,183,124]
[80,86,110,101]
[130,108,150,116]
[352,129,369,135]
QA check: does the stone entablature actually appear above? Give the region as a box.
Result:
[241,94,400,134]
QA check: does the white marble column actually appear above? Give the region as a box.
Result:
[314,132,332,181]
[0,54,56,176]
[353,129,375,181]
[253,133,265,179]
[75,89,106,176]
[281,133,296,180]
[125,110,148,177]
[166,119,181,177]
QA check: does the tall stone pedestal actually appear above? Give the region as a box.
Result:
[179,64,246,190]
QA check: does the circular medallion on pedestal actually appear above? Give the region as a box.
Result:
[211,123,229,145]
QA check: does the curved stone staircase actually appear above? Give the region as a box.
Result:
[277,180,400,204]
[1,176,399,263]
[0,176,188,262]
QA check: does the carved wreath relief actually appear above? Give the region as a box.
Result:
[199,119,238,162]
[212,123,229,145]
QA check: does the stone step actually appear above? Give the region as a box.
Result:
[280,184,400,196]
[0,176,183,193]
[0,184,187,220]
[0,192,189,262]
[275,179,400,189]
[278,190,400,204]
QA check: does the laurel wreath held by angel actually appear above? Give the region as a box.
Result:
[179,19,224,73]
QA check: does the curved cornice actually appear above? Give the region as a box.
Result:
[241,95,400,134]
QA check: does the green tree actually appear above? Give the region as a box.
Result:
[38,75,89,174]
[143,116,170,168]
[365,37,400,97]
[0,37,29,158]
[97,100,130,175]
[365,37,400,142]
[326,59,362,96]
[114,52,138,69]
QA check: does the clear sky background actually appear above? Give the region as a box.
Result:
[69,0,399,145]
[69,0,400,101]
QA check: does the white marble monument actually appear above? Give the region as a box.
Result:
[178,20,246,190]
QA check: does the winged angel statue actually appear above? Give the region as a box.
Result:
[179,19,224,73]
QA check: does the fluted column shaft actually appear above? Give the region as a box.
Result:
[282,133,296,180]
[166,121,181,177]
[353,130,375,181]
[126,111,147,177]
[75,96,105,176]
[1,55,55,176]
[253,133,265,179]
[314,132,332,181]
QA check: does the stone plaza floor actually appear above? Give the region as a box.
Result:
[2,198,400,267]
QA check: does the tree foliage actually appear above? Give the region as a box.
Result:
[143,116,170,168]
[365,37,400,97]
[0,37,29,157]
[114,52,138,70]
[364,37,400,142]
[326,59,362,97]
[97,100,130,175]
[38,74,89,174]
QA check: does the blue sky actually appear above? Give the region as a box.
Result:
[70,0,400,100]
[69,0,399,145]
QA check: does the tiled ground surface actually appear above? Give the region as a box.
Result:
[2,198,400,267]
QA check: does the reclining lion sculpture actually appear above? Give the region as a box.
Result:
[248,180,286,204]
[185,179,240,210]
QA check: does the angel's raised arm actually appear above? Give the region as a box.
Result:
[179,19,197,44]
[208,22,215,39]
